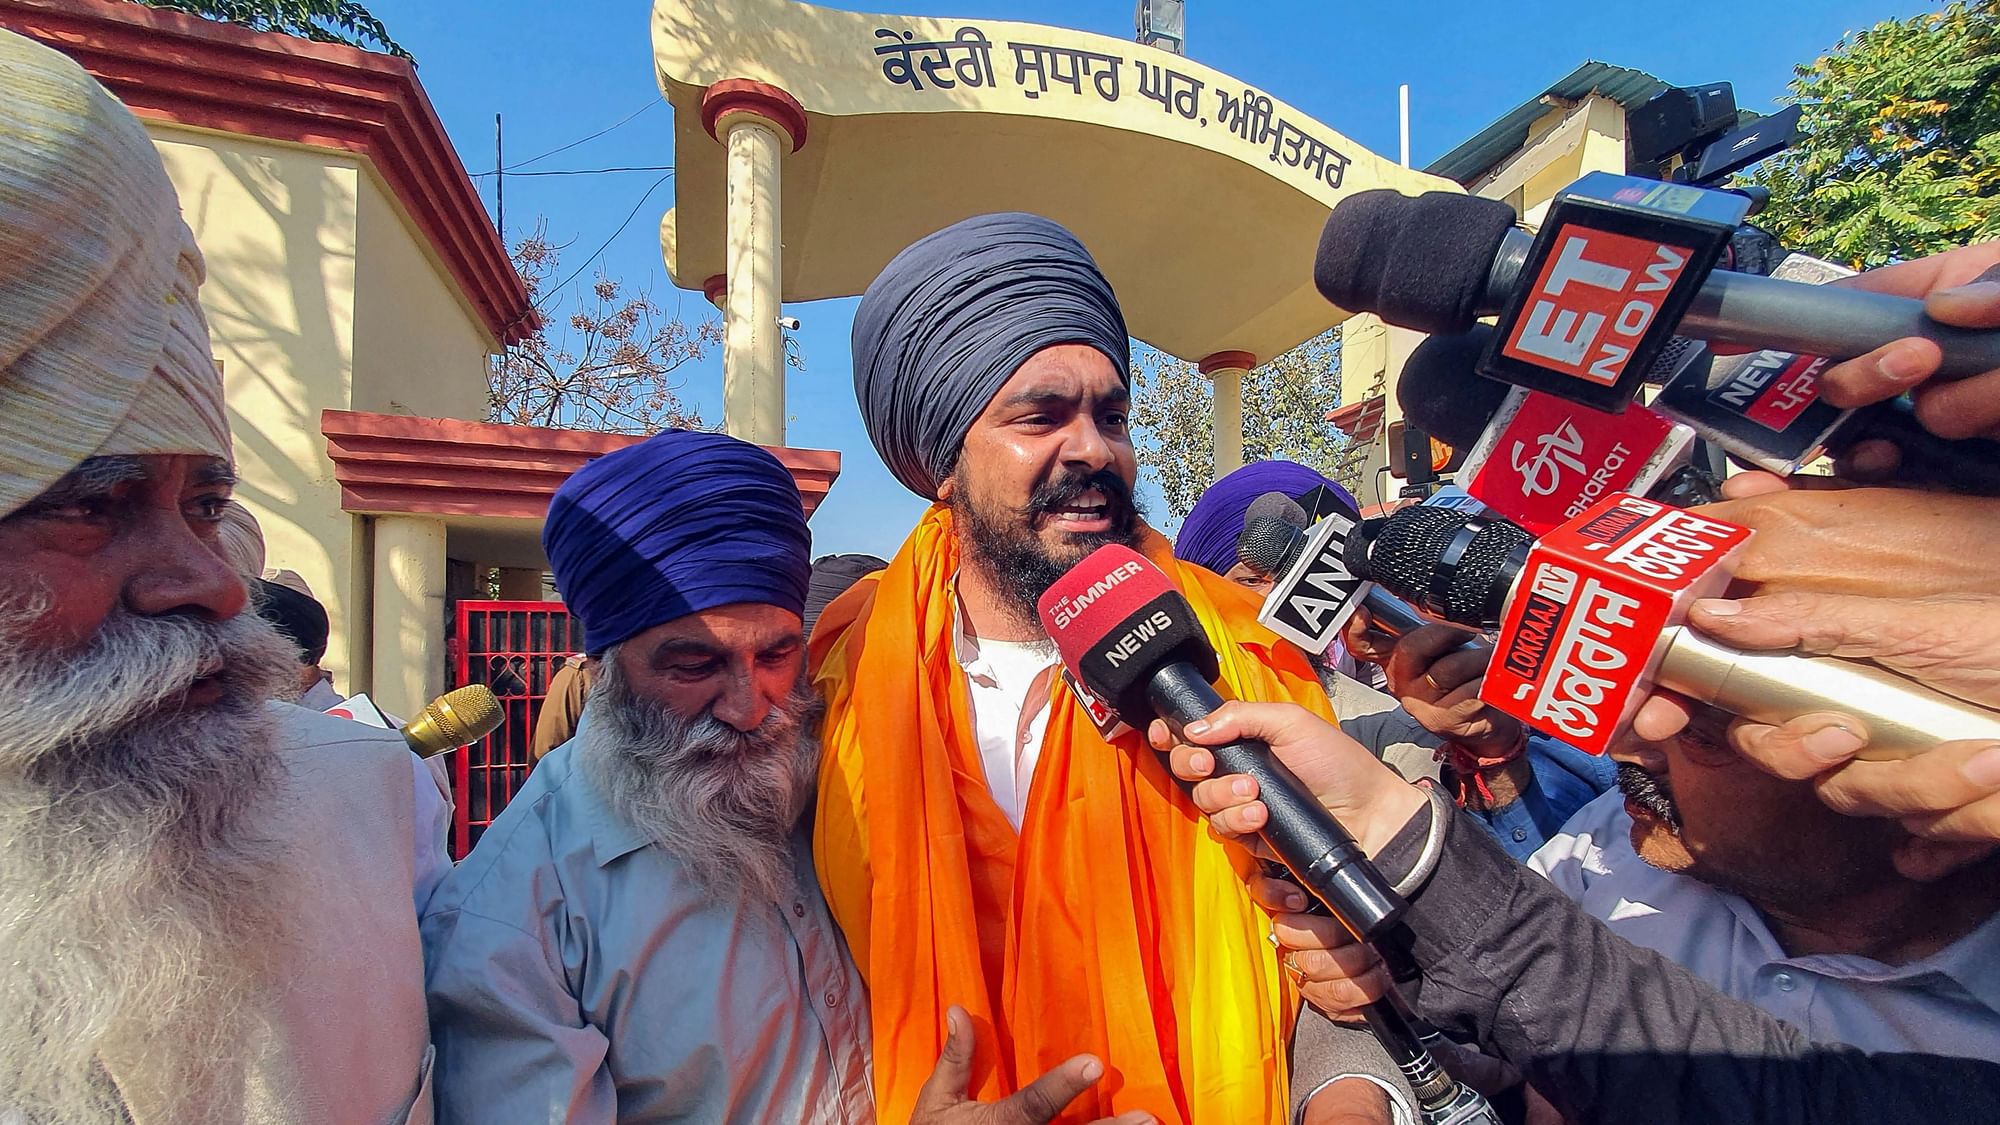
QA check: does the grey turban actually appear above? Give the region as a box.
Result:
[851,212,1130,499]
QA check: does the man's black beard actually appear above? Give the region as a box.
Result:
[1616,762,1683,832]
[953,467,1144,627]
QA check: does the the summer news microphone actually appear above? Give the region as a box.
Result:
[1313,175,2000,412]
[1037,544,1404,936]
[1349,496,2000,757]
[1038,545,1499,1124]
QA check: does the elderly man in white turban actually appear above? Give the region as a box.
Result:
[0,30,448,1124]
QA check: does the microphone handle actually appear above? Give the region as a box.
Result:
[1684,270,2000,380]
[1361,587,1486,657]
[1655,626,2000,760]
[1141,662,1493,1123]
[1144,662,1407,940]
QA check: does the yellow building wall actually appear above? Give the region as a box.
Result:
[149,124,502,702]
[150,124,368,692]
[352,177,493,422]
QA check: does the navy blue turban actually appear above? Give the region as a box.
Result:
[851,212,1131,500]
[1174,460,1359,575]
[543,430,811,655]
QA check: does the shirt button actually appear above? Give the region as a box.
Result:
[1772,971,1797,992]
[1511,827,1528,842]
[793,903,807,918]
[825,990,840,1008]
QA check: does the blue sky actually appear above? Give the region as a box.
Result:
[367,0,1930,558]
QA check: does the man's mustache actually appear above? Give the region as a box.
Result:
[1616,762,1682,831]
[1024,469,1135,518]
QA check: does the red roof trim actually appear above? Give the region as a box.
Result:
[0,0,532,346]
[322,411,839,521]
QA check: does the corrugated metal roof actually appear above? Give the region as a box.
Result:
[1424,61,1670,186]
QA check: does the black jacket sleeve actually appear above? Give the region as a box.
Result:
[1380,806,2000,1125]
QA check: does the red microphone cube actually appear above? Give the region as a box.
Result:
[1480,492,1751,753]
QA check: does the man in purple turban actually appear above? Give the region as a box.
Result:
[422,430,874,1124]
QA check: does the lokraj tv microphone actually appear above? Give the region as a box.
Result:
[1314,175,2000,412]
[1037,545,1496,1124]
[1348,496,2000,757]
[1399,327,1711,534]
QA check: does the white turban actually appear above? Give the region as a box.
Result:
[0,30,230,518]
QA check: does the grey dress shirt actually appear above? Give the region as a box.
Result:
[421,741,874,1124]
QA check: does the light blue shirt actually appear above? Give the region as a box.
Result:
[1532,789,2000,1060]
[421,741,874,1124]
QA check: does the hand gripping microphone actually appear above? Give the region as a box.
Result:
[1350,497,2000,757]
[401,684,505,758]
[1038,545,1497,1125]
[1314,177,2000,412]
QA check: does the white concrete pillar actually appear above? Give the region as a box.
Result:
[702,80,806,447]
[371,514,447,720]
[1200,351,1256,479]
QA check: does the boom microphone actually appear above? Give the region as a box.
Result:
[1315,183,2000,409]
[1037,546,1495,1123]
[401,684,504,758]
[1349,497,2000,757]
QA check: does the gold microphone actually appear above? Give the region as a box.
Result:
[400,684,505,758]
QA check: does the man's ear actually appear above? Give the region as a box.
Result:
[1893,836,1999,883]
[936,476,956,503]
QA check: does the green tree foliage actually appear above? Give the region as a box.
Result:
[1129,329,1365,519]
[130,0,410,61]
[1749,0,2000,268]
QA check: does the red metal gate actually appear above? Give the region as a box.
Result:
[452,600,580,858]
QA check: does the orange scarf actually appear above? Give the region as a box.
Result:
[811,506,1333,1124]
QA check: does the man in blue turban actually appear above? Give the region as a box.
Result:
[422,430,876,1124]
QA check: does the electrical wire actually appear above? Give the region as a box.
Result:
[499,98,661,172]
[474,164,676,179]
[534,172,676,310]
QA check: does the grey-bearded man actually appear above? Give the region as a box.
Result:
[418,428,874,1123]
[0,29,448,1124]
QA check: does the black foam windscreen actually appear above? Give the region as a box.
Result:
[1314,190,1518,335]
[1237,492,1311,576]
[1364,505,1533,627]
[1398,326,1511,448]
[1238,516,1304,577]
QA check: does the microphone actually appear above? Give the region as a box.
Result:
[401,684,504,758]
[1399,327,1707,534]
[1349,496,2000,757]
[1237,491,1476,655]
[1037,545,1496,1123]
[1314,180,2000,412]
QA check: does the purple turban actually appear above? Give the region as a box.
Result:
[1174,461,1359,575]
[543,430,811,655]
[851,212,1130,500]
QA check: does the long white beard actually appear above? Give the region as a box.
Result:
[0,599,298,1123]
[577,652,823,906]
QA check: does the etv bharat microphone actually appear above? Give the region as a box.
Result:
[1312,173,2000,413]
[1035,546,1498,1125]
[1351,496,2000,758]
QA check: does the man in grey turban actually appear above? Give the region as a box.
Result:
[814,212,1343,1123]
[0,30,445,1123]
